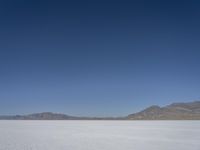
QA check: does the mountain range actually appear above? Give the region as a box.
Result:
[127,101,200,120]
[1,101,200,120]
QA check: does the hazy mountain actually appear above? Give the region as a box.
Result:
[0,112,122,120]
[0,101,200,120]
[127,101,200,120]
[0,112,80,120]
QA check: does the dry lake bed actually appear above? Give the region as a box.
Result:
[0,121,199,150]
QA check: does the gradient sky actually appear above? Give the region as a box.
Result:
[0,0,200,117]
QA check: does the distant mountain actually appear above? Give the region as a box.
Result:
[1,101,200,120]
[0,112,122,120]
[0,112,80,120]
[127,101,200,120]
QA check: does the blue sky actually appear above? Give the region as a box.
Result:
[0,0,200,116]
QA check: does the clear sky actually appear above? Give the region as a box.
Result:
[0,0,200,117]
